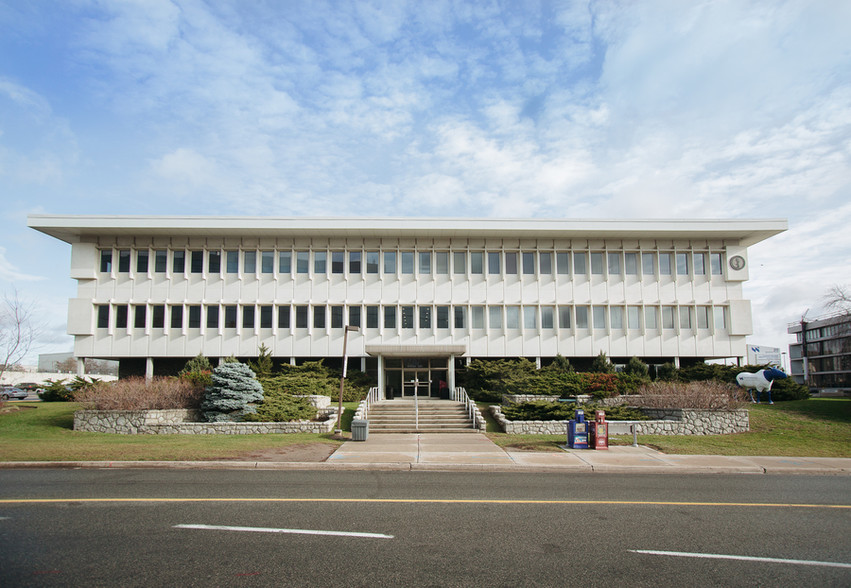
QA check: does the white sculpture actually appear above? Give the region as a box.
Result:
[735,367,788,404]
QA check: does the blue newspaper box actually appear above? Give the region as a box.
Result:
[567,409,589,449]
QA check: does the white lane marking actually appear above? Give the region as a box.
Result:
[174,524,393,539]
[631,550,851,569]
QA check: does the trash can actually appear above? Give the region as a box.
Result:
[351,419,369,441]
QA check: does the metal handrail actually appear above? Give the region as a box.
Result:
[354,386,381,421]
[452,386,485,431]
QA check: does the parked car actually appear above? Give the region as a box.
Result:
[0,386,29,400]
[16,382,41,391]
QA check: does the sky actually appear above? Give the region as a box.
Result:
[1,0,849,367]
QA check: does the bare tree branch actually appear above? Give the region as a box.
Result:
[0,290,41,384]
[822,284,851,313]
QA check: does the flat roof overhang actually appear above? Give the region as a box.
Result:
[365,345,467,358]
[27,215,788,247]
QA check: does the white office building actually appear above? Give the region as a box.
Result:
[29,215,786,398]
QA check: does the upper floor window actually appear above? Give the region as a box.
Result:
[419,252,431,274]
[453,252,466,274]
[279,251,291,274]
[208,251,221,274]
[506,306,520,329]
[261,251,274,274]
[539,252,552,275]
[676,252,689,275]
[454,306,466,329]
[573,252,587,275]
[188,306,201,328]
[207,306,219,329]
[590,252,604,275]
[349,251,361,274]
[436,252,449,274]
[642,253,655,276]
[314,251,326,274]
[296,251,309,274]
[96,305,109,328]
[278,305,290,329]
[331,305,344,329]
[349,306,361,328]
[136,250,149,274]
[243,306,255,329]
[556,252,569,275]
[470,252,483,275]
[118,249,131,273]
[505,252,518,274]
[260,306,273,329]
[401,306,415,329]
[170,305,183,329]
[99,250,112,273]
[607,253,621,276]
[173,251,185,274]
[154,250,167,273]
[522,252,535,275]
[152,305,165,328]
[694,253,706,275]
[116,305,128,328]
[313,305,325,329]
[488,252,500,275]
[624,253,638,275]
[134,305,146,328]
[331,251,344,274]
[244,251,257,273]
[226,250,239,273]
[659,253,672,275]
[190,250,203,273]
[437,306,450,329]
[401,252,414,274]
[383,251,396,274]
[365,251,379,274]
[710,253,723,275]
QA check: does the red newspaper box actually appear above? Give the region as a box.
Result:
[589,410,608,450]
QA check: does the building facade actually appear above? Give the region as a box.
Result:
[29,216,786,398]
[788,312,851,392]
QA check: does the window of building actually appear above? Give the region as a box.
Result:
[278,251,291,274]
[419,252,431,274]
[662,306,676,329]
[610,306,624,330]
[645,306,658,329]
[659,253,672,275]
[539,252,552,275]
[453,252,466,274]
[505,252,518,274]
[642,252,655,276]
[154,250,167,273]
[558,306,571,329]
[607,253,621,276]
[419,306,431,329]
[188,306,201,328]
[118,250,131,273]
[207,306,219,329]
[244,251,257,273]
[348,306,360,328]
[173,250,186,274]
[170,305,183,329]
[136,250,149,274]
[261,251,274,274]
[697,306,710,329]
[365,251,379,274]
[260,306,273,328]
[296,251,309,273]
[313,305,325,329]
[243,306,255,329]
[190,250,203,274]
[679,306,692,329]
[694,253,706,275]
[226,250,239,273]
[384,306,396,329]
[573,252,587,275]
[225,305,238,328]
[575,305,589,329]
[487,252,501,275]
[454,306,466,329]
[541,306,554,329]
[133,304,148,329]
[208,251,221,274]
[523,306,536,329]
[714,307,727,329]
[366,306,378,328]
[556,252,569,275]
[489,306,502,329]
[278,305,290,329]
[676,252,689,275]
[116,305,128,328]
[593,306,606,329]
[522,252,536,275]
[710,253,723,275]
[437,306,450,329]
[591,253,604,275]
[436,252,449,274]
[152,305,164,328]
[472,306,484,329]
[470,252,483,275]
[349,251,361,274]
[384,251,396,274]
[400,252,414,274]
[331,306,344,328]
[331,251,344,274]
[401,306,414,329]
[628,306,641,329]
[313,251,326,274]
[506,306,520,329]
[625,253,638,275]
[99,250,112,273]
[97,305,110,328]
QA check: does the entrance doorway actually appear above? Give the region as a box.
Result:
[384,357,449,399]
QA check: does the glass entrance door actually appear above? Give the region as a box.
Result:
[403,369,430,397]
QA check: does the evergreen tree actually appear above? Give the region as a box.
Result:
[180,353,212,375]
[624,356,649,377]
[201,362,264,422]
[249,344,274,378]
[589,351,615,373]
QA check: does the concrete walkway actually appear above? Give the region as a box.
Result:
[327,433,851,474]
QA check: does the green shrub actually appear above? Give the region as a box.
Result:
[764,377,810,401]
[201,362,264,422]
[243,394,315,422]
[624,357,649,378]
[39,378,74,402]
[589,351,615,373]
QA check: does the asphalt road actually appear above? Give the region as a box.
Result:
[1,470,849,586]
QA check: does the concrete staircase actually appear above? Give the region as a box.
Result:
[367,398,479,433]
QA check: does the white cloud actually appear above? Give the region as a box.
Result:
[0,247,46,282]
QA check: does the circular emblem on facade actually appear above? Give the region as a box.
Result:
[729,255,746,271]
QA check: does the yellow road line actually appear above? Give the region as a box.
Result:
[0,498,849,509]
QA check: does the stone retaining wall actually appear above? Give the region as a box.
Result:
[502,394,639,407]
[489,406,748,436]
[74,408,337,435]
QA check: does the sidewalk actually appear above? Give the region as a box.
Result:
[5,434,848,474]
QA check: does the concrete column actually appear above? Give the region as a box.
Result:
[290,356,296,366]
[145,357,154,381]
[360,357,366,372]
[377,355,385,399]
[448,355,456,392]
[76,358,85,376]
[535,356,542,369]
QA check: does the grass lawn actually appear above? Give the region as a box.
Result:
[0,401,360,462]
[486,399,851,458]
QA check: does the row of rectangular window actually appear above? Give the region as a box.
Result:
[97,303,727,332]
[99,249,726,278]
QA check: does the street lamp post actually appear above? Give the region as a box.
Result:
[336,325,359,435]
